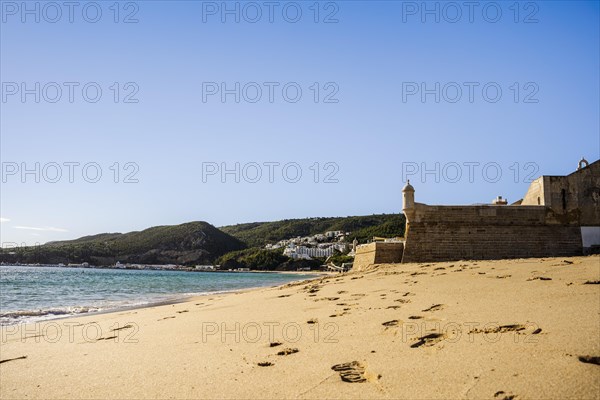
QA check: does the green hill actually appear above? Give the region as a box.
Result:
[1,222,245,266]
[220,214,405,247]
[216,214,405,270]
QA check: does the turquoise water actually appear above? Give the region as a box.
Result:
[0,266,316,325]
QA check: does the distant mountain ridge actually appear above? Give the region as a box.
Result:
[1,215,405,268]
[2,222,245,266]
[45,233,123,246]
[220,214,405,247]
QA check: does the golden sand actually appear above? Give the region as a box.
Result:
[1,256,599,399]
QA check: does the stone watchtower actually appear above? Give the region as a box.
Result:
[402,180,415,209]
[402,180,415,235]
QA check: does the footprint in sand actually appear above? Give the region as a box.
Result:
[494,390,517,400]
[527,276,552,281]
[382,320,400,327]
[307,319,318,324]
[257,361,274,367]
[469,324,542,335]
[386,305,401,310]
[470,324,524,334]
[394,299,411,304]
[278,294,291,298]
[277,348,299,356]
[383,271,402,276]
[96,335,118,341]
[410,333,445,348]
[578,355,600,365]
[408,315,423,320]
[331,361,367,383]
[270,342,282,347]
[422,304,445,312]
[158,316,176,321]
[305,284,321,293]
[327,297,340,301]
[0,355,27,364]
[110,324,133,332]
[21,334,45,341]
[583,280,600,285]
[176,310,189,314]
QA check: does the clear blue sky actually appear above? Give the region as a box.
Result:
[1,0,599,245]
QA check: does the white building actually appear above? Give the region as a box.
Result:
[283,244,334,259]
[195,265,215,271]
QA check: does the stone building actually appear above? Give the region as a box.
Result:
[354,158,599,268]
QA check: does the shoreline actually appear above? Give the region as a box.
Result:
[0,270,325,327]
[1,255,598,399]
[1,263,333,274]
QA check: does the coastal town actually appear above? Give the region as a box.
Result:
[0,229,358,272]
[265,230,352,259]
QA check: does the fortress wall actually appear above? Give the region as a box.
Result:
[522,161,600,225]
[402,205,583,263]
[521,177,545,206]
[558,162,600,225]
[354,242,404,271]
[353,243,377,270]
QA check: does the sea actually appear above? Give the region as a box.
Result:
[0,265,317,325]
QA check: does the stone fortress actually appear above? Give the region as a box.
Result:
[354,158,600,268]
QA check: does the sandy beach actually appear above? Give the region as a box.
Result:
[1,255,599,399]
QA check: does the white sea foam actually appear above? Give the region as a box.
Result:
[0,306,102,325]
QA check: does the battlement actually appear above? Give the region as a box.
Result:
[358,159,600,267]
